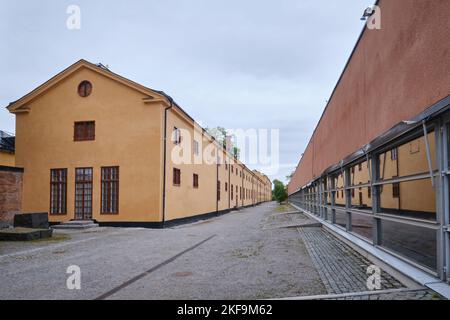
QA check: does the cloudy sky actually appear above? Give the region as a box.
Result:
[0,0,369,183]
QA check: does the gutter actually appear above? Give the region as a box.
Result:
[162,97,174,225]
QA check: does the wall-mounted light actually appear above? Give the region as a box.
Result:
[360,6,375,20]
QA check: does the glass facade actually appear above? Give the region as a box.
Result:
[289,124,447,277]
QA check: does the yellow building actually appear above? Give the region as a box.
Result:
[332,132,436,217]
[6,59,272,227]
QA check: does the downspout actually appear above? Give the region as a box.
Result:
[162,97,173,225]
[216,159,219,213]
[228,161,231,209]
[241,169,244,207]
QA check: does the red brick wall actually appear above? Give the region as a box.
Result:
[0,167,23,226]
[289,0,450,194]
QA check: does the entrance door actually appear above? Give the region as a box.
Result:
[75,167,93,220]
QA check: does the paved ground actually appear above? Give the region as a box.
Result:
[298,228,403,294]
[0,202,444,300]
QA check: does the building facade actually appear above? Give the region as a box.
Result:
[288,0,450,282]
[6,60,271,227]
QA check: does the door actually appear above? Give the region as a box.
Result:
[75,167,93,220]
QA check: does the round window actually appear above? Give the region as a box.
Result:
[78,81,92,97]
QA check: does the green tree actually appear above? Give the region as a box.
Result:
[272,179,288,204]
[205,126,240,160]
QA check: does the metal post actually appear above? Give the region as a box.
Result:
[423,120,435,187]
[344,167,352,232]
[331,174,336,224]
[370,153,382,245]
[435,119,447,280]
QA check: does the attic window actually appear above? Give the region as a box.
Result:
[78,81,92,97]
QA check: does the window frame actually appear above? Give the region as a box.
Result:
[50,168,67,215]
[193,173,199,188]
[173,168,181,186]
[173,127,181,145]
[101,166,119,215]
[74,121,95,141]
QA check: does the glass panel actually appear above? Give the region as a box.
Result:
[350,160,369,186]
[350,186,372,210]
[381,219,437,271]
[335,209,347,229]
[379,179,436,221]
[335,189,346,207]
[351,212,373,241]
[378,131,436,180]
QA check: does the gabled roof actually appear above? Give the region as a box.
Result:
[6,59,171,113]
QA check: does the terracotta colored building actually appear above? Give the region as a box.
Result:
[288,0,450,282]
[6,60,271,228]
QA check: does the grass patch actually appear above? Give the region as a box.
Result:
[431,292,442,300]
[276,203,294,212]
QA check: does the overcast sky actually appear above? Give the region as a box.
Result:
[0,0,369,184]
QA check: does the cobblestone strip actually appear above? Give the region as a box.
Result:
[297,227,404,294]
[324,289,445,300]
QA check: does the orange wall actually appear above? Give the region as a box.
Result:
[289,0,450,194]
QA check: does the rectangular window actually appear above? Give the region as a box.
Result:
[74,121,95,141]
[217,181,221,201]
[392,182,400,198]
[225,182,228,191]
[75,167,93,220]
[50,169,67,214]
[193,173,199,188]
[101,167,119,214]
[391,147,398,161]
[231,184,233,199]
[193,140,199,155]
[173,168,181,185]
[173,127,181,144]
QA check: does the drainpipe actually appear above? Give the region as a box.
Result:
[162,97,173,225]
[229,161,231,209]
[216,158,219,213]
